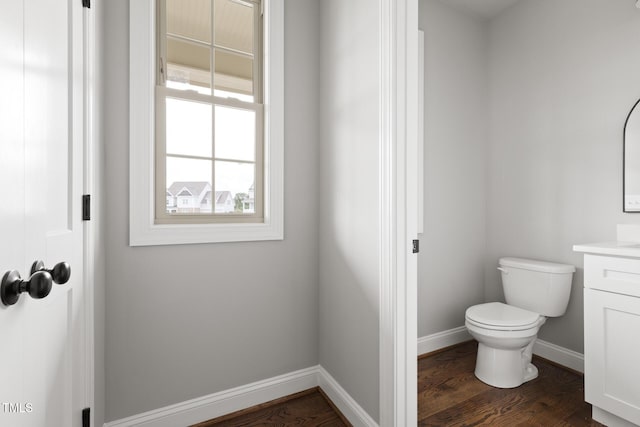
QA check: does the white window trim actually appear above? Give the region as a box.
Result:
[129,0,284,246]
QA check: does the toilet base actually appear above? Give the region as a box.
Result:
[474,340,538,388]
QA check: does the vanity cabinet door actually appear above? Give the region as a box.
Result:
[584,288,640,426]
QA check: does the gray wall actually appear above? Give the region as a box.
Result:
[318,0,381,422]
[418,0,640,356]
[486,0,640,353]
[417,0,489,337]
[102,0,320,421]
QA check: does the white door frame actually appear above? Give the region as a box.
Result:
[379,0,419,425]
[81,3,98,425]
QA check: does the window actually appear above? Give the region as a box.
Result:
[156,0,263,224]
[129,0,283,246]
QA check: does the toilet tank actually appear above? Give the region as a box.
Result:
[499,257,575,317]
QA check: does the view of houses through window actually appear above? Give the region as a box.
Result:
[166,181,255,214]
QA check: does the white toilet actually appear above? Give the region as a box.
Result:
[465,257,575,388]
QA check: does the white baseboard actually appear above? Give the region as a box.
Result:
[103,367,318,427]
[533,339,584,373]
[104,334,583,427]
[317,366,378,427]
[104,366,378,427]
[417,327,584,374]
[417,326,472,356]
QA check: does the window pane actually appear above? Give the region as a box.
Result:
[167,38,211,93]
[166,157,212,214]
[214,0,254,54]
[215,161,255,214]
[167,0,211,44]
[214,49,253,96]
[215,106,255,161]
[166,98,212,158]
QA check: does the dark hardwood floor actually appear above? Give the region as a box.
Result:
[193,340,601,426]
[419,341,603,426]
[191,387,350,427]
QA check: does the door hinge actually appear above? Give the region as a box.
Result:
[82,407,90,427]
[412,239,420,254]
[82,0,90,8]
[82,195,91,221]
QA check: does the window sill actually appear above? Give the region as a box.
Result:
[129,218,283,246]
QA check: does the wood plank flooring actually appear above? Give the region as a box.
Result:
[419,341,603,426]
[191,387,350,427]
[194,340,602,426]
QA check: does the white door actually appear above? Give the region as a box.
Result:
[0,0,86,426]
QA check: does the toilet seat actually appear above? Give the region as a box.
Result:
[466,302,541,331]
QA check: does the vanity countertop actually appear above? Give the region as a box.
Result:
[573,241,640,258]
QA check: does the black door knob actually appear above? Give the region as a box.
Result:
[1,270,53,306]
[30,260,71,285]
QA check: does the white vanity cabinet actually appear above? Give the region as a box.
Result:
[574,244,640,427]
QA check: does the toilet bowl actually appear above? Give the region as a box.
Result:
[465,302,546,388]
[465,257,575,388]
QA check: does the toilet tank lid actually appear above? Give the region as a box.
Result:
[499,257,575,274]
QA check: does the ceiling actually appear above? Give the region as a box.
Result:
[440,0,523,19]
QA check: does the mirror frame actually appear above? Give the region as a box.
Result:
[623,97,640,212]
